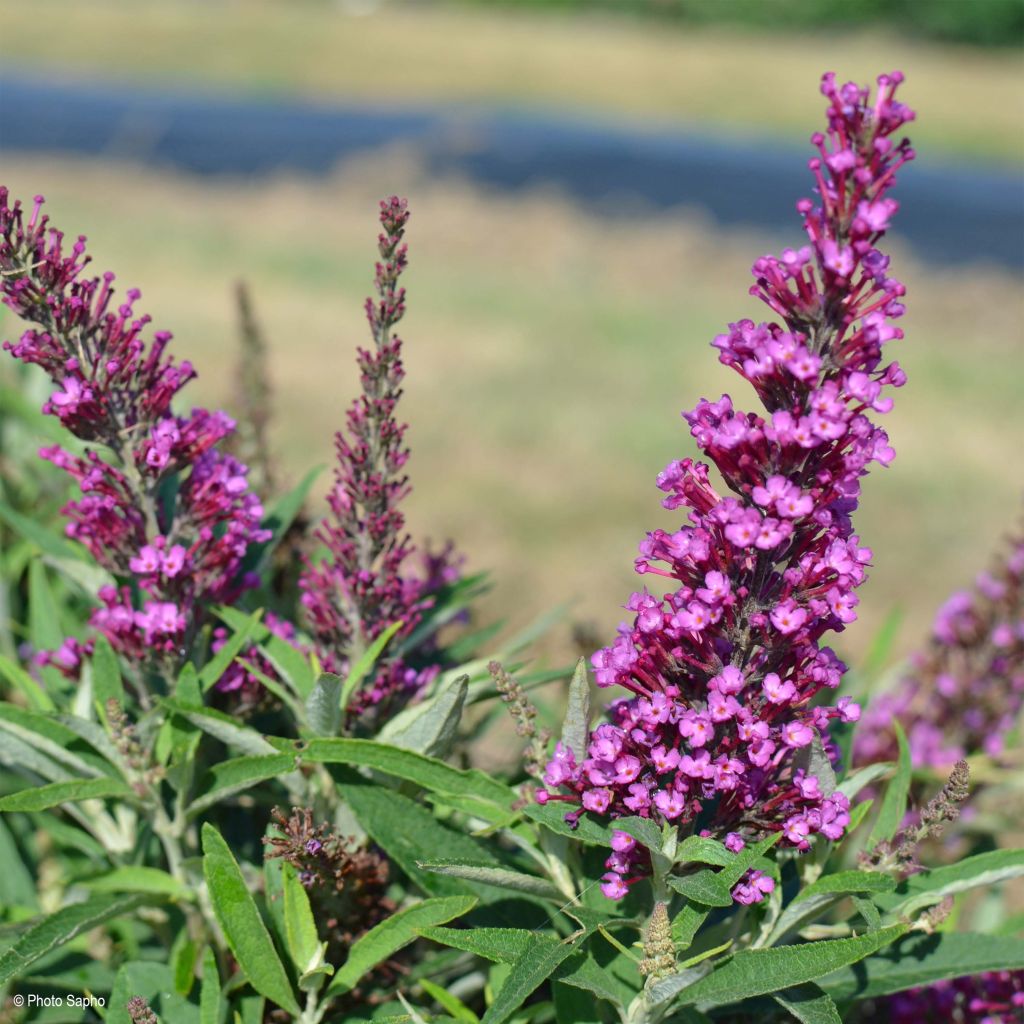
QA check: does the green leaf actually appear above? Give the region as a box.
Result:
[305,672,344,735]
[0,775,133,812]
[769,871,896,944]
[819,931,1024,1001]
[560,657,591,760]
[418,862,564,903]
[668,834,781,908]
[674,835,735,868]
[302,737,515,817]
[793,729,836,797]
[868,722,910,847]
[0,893,149,985]
[83,866,192,901]
[173,934,199,996]
[200,823,299,1015]
[422,977,480,1023]
[880,848,1024,918]
[340,620,404,713]
[556,949,637,1010]
[837,761,891,801]
[0,501,82,564]
[162,701,278,756]
[676,924,908,1009]
[107,961,201,1024]
[281,862,323,977]
[0,817,37,910]
[327,895,477,996]
[481,935,580,1024]
[522,802,611,846]
[644,965,713,1010]
[377,674,469,759]
[773,982,841,1024]
[419,926,533,964]
[90,636,125,714]
[28,557,63,650]
[188,753,297,818]
[339,781,499,897]
[200,609,264,692]
[0,652,53,711]
[200,946,222,1024]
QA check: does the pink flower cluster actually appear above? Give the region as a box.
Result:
[299,199,461,727]
[1,190,271,668]
[854,524,1024,768]
[539,73,916,899]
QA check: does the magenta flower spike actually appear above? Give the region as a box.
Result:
[299,198,461,726]
[538,73,917,898]
[854,523,1024,769]
[0,190,271,676]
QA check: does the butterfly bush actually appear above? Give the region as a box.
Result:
[539,72,916,900]
[854,521,1024,768]
[0,190,270,677]
[299,198,461,726]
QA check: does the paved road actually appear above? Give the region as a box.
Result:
[2,74,1021,268]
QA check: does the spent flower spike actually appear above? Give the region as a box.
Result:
[0,189,272,673]
[539,72,916,898]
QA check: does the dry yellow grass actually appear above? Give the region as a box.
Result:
[1,151,1021,673]
[1,0,1022,163]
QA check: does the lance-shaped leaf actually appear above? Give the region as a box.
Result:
[768,871,895,944]
[523,802,612,846]
[339,781,499,897]
[340,620,404,713]
[0,652,53,711]
[188,753,298,818]
[419,926,533,964]
[163,701,278,756]
[0,893,150,985]
[878,848,1024,918]
[90,636,125,715]
[199,947,222,1024]
[378,674,469,758]
[305,672,344,735]
[326,895,477,996]
[481,934,582,1024]
[668,834,780,907]
[0,776,133,813]
[83,867,192,902]
[200,609,264,692]
[818,931,1024,1001]
[418,861,564,903]
[560,658,591,760]
[281,862,329,988]
[302,736,515,816]
[836,761,891,801]
[773,983,841,1024]
[200,823,299,1015]
[867,722,910,847]
[676,924,908,1009]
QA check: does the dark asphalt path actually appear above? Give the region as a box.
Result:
[1,74,1021,268]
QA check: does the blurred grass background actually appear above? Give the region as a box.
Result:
[1,0,1022,671]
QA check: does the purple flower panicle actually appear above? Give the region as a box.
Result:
[854,524,1024,768]
[868,970,1024,1023]
[0,191,271,671]
[299,198,460,725]
[539,73,916,898]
